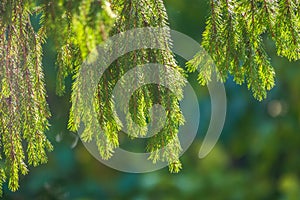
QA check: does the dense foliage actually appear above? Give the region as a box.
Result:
[69,0,185,173]
[0,0,53,193]
[187,0,300,100]
[0,0,299,196]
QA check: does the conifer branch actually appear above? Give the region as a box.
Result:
[0,0,52,193]
[188,0,299,100]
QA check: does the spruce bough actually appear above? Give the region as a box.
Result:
[0,0,299,195]
[187,0,300,100]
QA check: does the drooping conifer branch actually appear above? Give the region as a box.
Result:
[69,0,185,173]
[0,0,52,193]
[188,0,299,100]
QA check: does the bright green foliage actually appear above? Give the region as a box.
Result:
[0,0,53,193]
[112,0,184,173]
[275,0,300,60]
[70,0,185,173]
[1,0,300,195]
[40,0,114,95]
[187,0,300,100]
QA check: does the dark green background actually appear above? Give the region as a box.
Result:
[3,0,300,199]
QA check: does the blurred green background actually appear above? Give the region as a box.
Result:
[3,0,300,199]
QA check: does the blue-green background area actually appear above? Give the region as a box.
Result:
[3,0,300,199]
